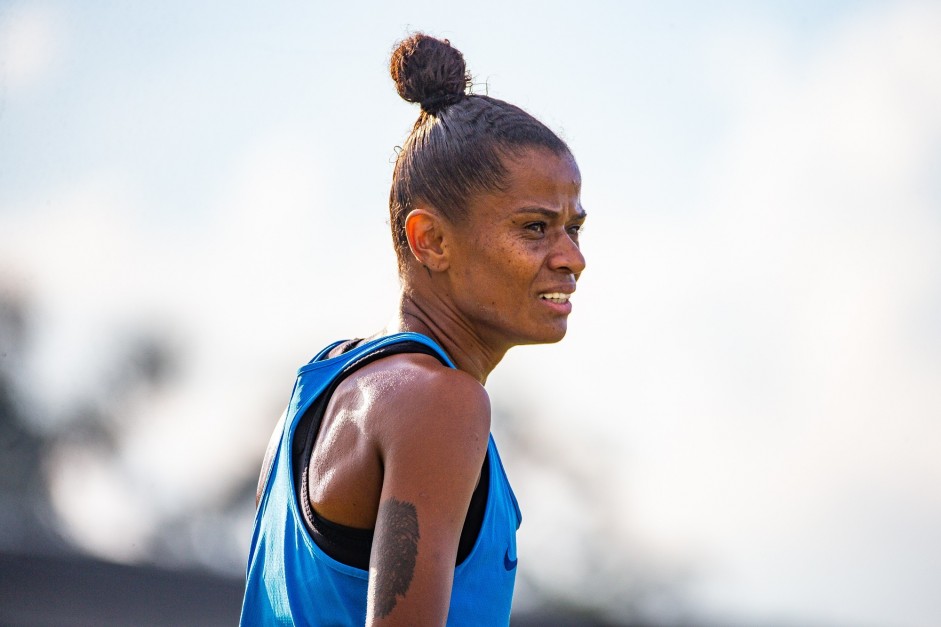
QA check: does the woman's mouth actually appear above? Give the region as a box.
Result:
[539,292,571,304]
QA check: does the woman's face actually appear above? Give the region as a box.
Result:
[444,147,586,348]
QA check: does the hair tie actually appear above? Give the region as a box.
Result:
[420,92,464,115]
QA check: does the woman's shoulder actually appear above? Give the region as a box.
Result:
[344,351,491,448]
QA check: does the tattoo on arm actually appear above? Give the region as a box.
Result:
[374,498,420,618]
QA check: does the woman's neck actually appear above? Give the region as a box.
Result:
[385,291,506,385]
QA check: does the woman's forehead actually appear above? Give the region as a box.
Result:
[507,145,577,171]
[502,149,581,196]
[463,152,582,224]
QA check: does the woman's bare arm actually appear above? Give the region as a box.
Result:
[365,364,490,626]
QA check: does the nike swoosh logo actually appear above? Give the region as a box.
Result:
[503,548,518,571]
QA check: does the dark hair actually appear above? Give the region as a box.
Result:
[388,33,571,266]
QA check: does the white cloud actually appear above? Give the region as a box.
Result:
[533,4,941,625]
[0,4,62,89]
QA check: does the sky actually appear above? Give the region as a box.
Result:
[2,1,940,625]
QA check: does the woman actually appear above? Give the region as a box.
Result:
[241,33,586,626]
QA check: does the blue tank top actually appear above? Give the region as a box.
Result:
[240,332,522,626]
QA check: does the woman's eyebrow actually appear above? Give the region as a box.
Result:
[514,207,588,220]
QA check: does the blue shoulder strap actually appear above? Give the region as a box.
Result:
[301,332,456,371]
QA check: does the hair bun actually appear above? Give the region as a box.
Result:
[390,33,470,114]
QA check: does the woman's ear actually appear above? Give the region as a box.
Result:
[404,208,450,272]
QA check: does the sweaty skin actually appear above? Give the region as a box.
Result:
[257,147,586,626]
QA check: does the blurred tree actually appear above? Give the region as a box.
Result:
[0,287,186,558]
[0,289,67,553]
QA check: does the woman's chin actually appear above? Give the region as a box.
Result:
[515,323,569,346]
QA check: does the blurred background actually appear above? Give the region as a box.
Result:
[2,1,940,625]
